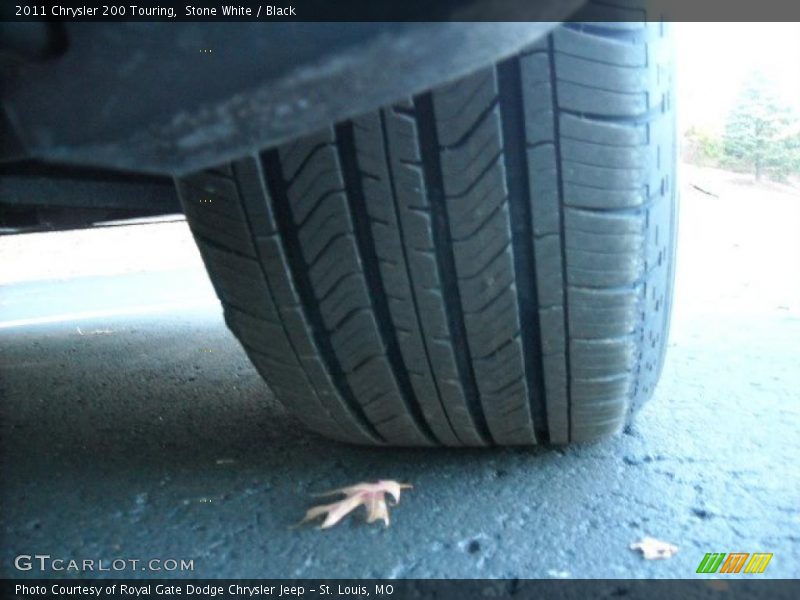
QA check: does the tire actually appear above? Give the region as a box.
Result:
[176,15,676,446]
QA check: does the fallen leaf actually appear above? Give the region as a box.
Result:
[630,536,679,560]
[76,327,113,336]
[298,480,412,529]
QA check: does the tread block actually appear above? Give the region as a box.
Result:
[554,27,646,68]
[560,136,649,170]
[562,162,645,190]
[570,337,637,378]
[440,109,504,178]
[569,285,643,339]
[563,183,646,209]
[433,68,498,146]
[555,53,650,93]
[528,145,560,235]
[557,80,648,116]
[560,113,648,147]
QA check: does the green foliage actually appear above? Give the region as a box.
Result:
[722,72,800,181]
[683,127,724,166]
[785,129,800,175]
[683,72,800,182]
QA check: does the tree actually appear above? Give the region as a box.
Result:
[723,72,799,181]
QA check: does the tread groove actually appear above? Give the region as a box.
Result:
[497,56,548,441]
[377,110,473,445]
[549,33,574,442]
[414,92,494,445]
[260,149,386,443]
[335,122,440,444]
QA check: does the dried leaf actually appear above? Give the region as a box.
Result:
[299,480,412,529]
[630,536,679,560]
[76,327,113,336]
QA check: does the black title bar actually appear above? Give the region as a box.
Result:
[4,579,800,600]
[3,0,800,21]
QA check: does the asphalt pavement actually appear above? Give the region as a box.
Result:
[1,167,798,579]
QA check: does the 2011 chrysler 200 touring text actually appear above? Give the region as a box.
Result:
[0,0,676,446]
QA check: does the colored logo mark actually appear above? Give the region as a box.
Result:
[696,552,773,574]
